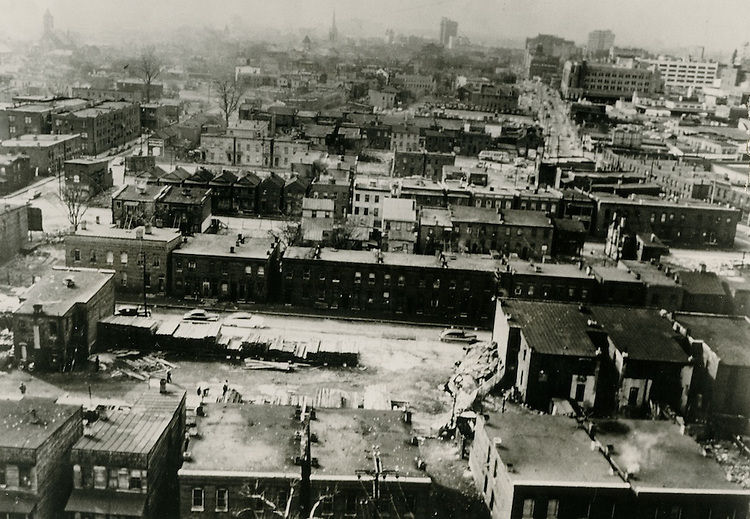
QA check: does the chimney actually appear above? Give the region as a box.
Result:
[64,277,75,288]
[160,378,167,393]
[229,246,235,253]
[144,223,152,234]
[403,409,412,424]
[699,262,706,273]
[95,215,100,224]
[33,303,43,314]
[80,220,87,230]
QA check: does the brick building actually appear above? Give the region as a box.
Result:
[593,193,740,247]
[112,184,170,229]
[469,409,629,519]
[65,223,181,297]
[0,154,32,195]
[64,386,186,519]
[12,267,114,371]
[178,404,431,518]
[0,203,29,264]
[495,260,597,303]
[281,247,501,325]
[392,151,455,182]
[673,313,750,418]
[64,158,112,196]
[154,186,212,234]
[171,235,281,303]
[0,134,82,176]
[52,101,141,155]
[0,398,83,519]
[309,169,351,221]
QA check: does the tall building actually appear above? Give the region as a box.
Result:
[328,9,338,42]
[639,57,718,90]
[439,17,458,47]
[561,60,660,100]
[42,8,53,35]
[587,29,615,57]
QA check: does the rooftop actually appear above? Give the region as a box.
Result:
[482,409,627,488]
[676,270,726,296]
[16,267,113,317]
[284,246,503,272]
[382,198,416,222]
[674,314,750,367]
[0,397,80,450]
[591,266,642,284]
[1,134,80,147]
[594,419,749,494]
[173,234,276,260]
[619,260,681,288]
[592,193,739,212]
[73,410,170,456]
[449,205,502,225]
[71,223,181,242]
[181,404,426,479]
[588,306,689,363]
[113,183,168,202]
[508,260,593,279]
[498,300,600,357]
[158,186,211,205]
[502,209,552,227]
[302,197,335,212]
[420,207,452,228]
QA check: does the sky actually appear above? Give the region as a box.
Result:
[1,0,748,54]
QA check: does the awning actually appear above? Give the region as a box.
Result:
[0,491,37,514]
[65,489,146,517]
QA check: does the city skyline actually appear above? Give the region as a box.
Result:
[2,0,749,55]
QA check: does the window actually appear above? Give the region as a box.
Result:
[109,468,119,489]
[216,488,228,512]
[547,499,559,518]
[8,126,15,134]
[368,273,376,285]
[24,116,31,124]
[89,251,97,263]
[93,466,107,489]
[398,275,405,287]
[153,257,160,267]
[523,499,535,519]
[121,273,128,286]
[257,266,265,276]
[73,249,81,262]
[120,252,128,265]
[192,487,205,511]
[106,251,114,265]
[72,465,81,488]
[118,468,129,489]
[129,469,142,491]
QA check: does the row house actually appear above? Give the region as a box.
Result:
[154,186,213,235]
[179,404,431,519]
[170,235,280,303]
[12,267,115,372]
[112,184,170,229]
[470,409,750,519]
[0,98,89,139]
[0,398,83,519]
[280,247,502,325]
[63,158,112,196]
[65,222,182,297]
[352,176,391,228]
[392,151,456,181]
[200,134,309,169]
[492,300,693,415]
[309,169,352,221]
[65,386,186,519]
[496,260,597,303]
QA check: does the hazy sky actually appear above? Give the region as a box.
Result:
[1,0,748,53]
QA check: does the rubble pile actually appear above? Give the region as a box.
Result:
[446,341,501,418]
[91,350,177,381]
[706,439,750,488]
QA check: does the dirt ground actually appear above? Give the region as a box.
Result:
[0,244,65,291]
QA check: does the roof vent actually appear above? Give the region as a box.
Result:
[33,303,43,314]
[64,276,76,288]
[229,246,235,253]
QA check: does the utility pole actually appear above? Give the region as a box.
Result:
[298,405,312,518]
[356,446,398,516]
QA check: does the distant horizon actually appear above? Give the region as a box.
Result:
[1,0,746,59]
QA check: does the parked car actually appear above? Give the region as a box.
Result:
[440,328,478,344]
[183,309,219,322]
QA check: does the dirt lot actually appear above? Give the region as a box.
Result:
[0,244,65,291]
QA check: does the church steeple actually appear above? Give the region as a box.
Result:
[328,9,338,42]
[43,8,54,36]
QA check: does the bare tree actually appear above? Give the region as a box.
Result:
[268,221,300,248]
[133,47,163,103]
[58,183,91,232]
[215,76,246,127]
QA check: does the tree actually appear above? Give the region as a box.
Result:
[133,47,163,103]
[268,221,300,248]
[58,183,91,232]
[215,76,246,127]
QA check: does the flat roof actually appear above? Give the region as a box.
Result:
[16,268,113,317]
[113,183,168,202]
[284,247,503,272]
[1,134,80,147]
[592,266,642,284]
[588,306,689,363]
[71,224,181,243]
[592,193,738,212]
[594,419,749,495]
[382,198,416,221]
[676,271,726,296]
[302,198,334,211]
[499,300,600,357]
[450,205,502,224]
[508,260,593,279]
[420,207,452,227]
[620,261,681,288]
[482,409,627,488]
[158,186,210,204]
[173,235,276,260]
[503,209,553,227]
[674,314,750,367]
[0,397,80,450]
[182,404,426,479]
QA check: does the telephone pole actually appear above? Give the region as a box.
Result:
[298,404,312,518]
